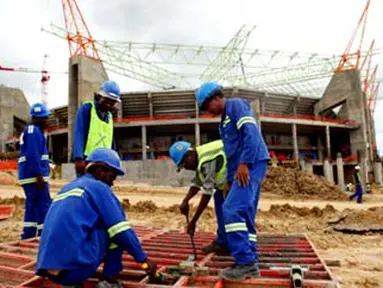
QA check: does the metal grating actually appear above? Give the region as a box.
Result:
[0,227,338,287]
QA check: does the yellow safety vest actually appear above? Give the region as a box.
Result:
[196,140,227,190]
[84,101,114,157]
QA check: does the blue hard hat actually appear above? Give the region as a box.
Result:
[30,103,51,118]
[195,82,222,107]
[99,81,121,103]
[169,141,191,166]
[86,148,125,176]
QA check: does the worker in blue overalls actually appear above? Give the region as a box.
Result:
[18,103,52,239]
[195,82,270,281]
[73,81,120,177]
[169,140,229,255]
[350,165,363,203]
[36,148,158,288]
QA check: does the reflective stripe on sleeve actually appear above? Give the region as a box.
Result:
[108,221,131,238]
[236,116,257,129]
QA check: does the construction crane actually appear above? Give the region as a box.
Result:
[336,0,370,72]
[0,64,67,75]
[61,0,100,60]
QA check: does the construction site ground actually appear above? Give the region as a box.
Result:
[0,169,383,287]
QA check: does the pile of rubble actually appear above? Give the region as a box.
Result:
[262,166,349,201]
[328,206,383,234]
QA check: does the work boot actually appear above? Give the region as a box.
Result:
[219,263,260,281]
[202,241,230,255]
[95,280,124,288]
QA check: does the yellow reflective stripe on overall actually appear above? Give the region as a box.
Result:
[19,176,50,185]
[223,116,231,128]
[225,222,247,233]
[249,233,257,242]
[23,222,37,228]
[37,224,44,230]
[84,101,113,157]
[196,140,227,190]
[236,116,257,129]
[18,154,49,163]
[108,221,131,238]
[109,243,119,249]
[53,188,85,202]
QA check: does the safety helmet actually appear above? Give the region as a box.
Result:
[355,165,360,170]
[169,141,192,167]
[85,148,125,176]
[30,103,51,118]
[98,81,121,103]
[195,82,222,107]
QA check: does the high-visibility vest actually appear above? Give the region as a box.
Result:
[196,140,227,190]
[84,101,113,157]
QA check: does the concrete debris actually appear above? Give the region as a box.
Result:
[262,167,349,201]
[329,207,383,234]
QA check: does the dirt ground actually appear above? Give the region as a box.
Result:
[0,172,383,287]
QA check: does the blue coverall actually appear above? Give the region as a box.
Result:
[350,170,363,204]
[73,101,116,161]
[36,174,147,286]
[18,124,52,239]
[219,98,270,265]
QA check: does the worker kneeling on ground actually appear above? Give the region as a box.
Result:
[18,103,52,239]
[36,148,157,288]
[169,140,229,255]
[195,82,270,281]
[73,81,120,177]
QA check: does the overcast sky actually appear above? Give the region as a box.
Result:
[1,0,383,148]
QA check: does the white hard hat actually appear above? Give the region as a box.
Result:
[355,165,360,170]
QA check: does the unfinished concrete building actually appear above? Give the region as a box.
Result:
[0,85,30,153]
[2,56,381,187]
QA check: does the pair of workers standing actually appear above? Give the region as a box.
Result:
[169,82,269,280]
[19,80,269,286]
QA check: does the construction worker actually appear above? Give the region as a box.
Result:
[36,148,157,288]
[169,140,229,255]
[350,165,363,203]
[18,103,52,239]
[195,82,270,281]
[73,81,120,177]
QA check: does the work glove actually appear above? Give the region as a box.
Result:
[36,175,45,191]
[179,200,189,217]
[141,258,158,276]
[75,159,86,175]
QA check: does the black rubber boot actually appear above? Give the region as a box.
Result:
[219,263,260,281]
[202,241,230,255]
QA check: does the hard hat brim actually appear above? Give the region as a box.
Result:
[33,111,51,118]
[99,91,121,103]
[86,162,125,176]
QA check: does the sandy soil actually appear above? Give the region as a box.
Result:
[1,180,383,287]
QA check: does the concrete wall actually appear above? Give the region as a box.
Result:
[316,70,370,160]
[62,160,195,186]
[67,56,109,160]
[314,72,350,115]
[0,85,30,152]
